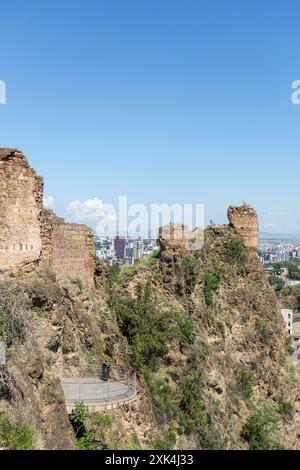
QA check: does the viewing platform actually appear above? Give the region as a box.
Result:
[54,362,137,413]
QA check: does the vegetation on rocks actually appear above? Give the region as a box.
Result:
[0,224,299,450]
[0,412,37,450]
[109,225,300,450]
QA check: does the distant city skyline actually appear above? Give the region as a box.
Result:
[1,1,300,233]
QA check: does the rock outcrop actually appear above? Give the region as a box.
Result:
[110,223,300,450]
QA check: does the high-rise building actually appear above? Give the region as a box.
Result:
[114,236,126,258]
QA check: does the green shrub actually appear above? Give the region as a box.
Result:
[181,255,199,291]
[226,238,247,261]
[178,365,207,433]
[69,402,88,426]
[153,430,176,450]
[114,281,191,370]
[279,401,294,422]
[242,405,283,450]
[148,378,178,418]
[285,336,293,355]
[255,317,272,343]
[203,271,220,306]
[288,262,300,280]
[0,413,37,450]
[217,321,225,338]
[176,315,194,345]
[110,253,158,286]
[269,276,284,292]
[124,432,142,450]
[77,430,98,450]
[236,365,257,399]
[92,414,113,427]
[108,264,121,286]
[0,283,31,346]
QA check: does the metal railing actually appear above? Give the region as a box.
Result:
[53,361,134,380]
[54,361,137,405]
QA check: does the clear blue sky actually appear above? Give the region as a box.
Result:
[1,0,300,234]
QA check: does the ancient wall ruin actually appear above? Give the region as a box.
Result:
[227,204,259,252]
[0,148,95,289]
[0,149,43,270]
[41,210,95,290]
[158,223,204,255]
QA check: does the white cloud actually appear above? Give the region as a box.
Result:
[43,196,55,209]
[267,210,288,217]
[66,197,111,222]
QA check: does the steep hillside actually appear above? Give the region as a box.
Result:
[0,264,158,450]
[110,225,300,449]
[0,225,299,450]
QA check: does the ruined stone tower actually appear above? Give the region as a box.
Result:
[0,149,43,269]
[227,204,259,252]
[0,148,95,289]
[158,223,204,255]
[41,209,95,290]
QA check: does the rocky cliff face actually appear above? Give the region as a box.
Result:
[1,219,299,450]
[0,262,159,449]
[0,148,298,450]
[109,224,300,449]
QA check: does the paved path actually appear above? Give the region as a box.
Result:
[60,377,135,405]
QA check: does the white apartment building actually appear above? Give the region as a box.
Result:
[281,309,293,335]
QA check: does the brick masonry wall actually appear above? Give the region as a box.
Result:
[0,148,94,289]
[41,210,95,290]
[158,223,204,254]
[0,149,43,270]
[227,204,259,252]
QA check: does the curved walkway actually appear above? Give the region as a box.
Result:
[60,377,137,412]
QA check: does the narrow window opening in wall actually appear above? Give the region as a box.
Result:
[31,245,33,250]
[19,243,23,251]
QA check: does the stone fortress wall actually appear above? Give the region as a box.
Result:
[0,148,258,288]
[41,210,95,290]
[0,149,43,270]
[159,205,259,254]
[0,148,94,289]
[227,203,259,252]
[158,223,205,255]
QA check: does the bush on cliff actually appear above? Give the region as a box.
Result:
[203,271,220,306]
[0,412,37,450]
[113,280,192,371]
[0,283,31,346]
[226,237,247,261]
[241,404,283,450]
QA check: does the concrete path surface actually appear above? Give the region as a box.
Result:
[60,377,135,405]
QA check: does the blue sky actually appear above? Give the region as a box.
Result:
[1,0,300,234]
